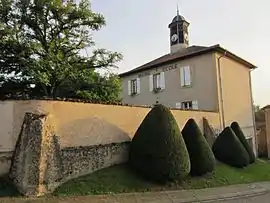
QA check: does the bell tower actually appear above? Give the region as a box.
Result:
[168,7,190,53]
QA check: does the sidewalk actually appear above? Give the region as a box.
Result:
[1,182,270,203]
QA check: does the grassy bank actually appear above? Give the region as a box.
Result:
[54,159,270,196]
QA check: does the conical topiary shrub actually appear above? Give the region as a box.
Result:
[231,121,255,164]
[129,104,191,182]
[202,117,216,148]
[212,127,250,168]
[182,118,215,176]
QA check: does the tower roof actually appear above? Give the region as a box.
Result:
[169,6,189,28]
[172,14,186,23]
[172,5,186,22]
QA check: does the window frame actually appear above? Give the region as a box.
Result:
[180,66,191,87]
[181,101,193,109]
[153,73,161,90]
[130,79,137,95]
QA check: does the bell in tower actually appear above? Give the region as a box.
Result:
[168,7,190,53]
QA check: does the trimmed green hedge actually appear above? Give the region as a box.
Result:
[231,121,255,164]
[129,104,190,182]
[212,127,250,168]
[182,118,215,176]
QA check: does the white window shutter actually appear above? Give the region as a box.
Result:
[128,80,131,95]
[180,67,185,87]
[160,72,165,89]
[185,66,191,85]
[176,102,181,109]
[181,102,185,109]
[157,74,160,88]
[149,75,153,91]
[192,100,199,110]
[136,78,140,94]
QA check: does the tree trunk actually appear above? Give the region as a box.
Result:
[40,83,49,97]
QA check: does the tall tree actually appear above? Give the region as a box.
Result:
[57,71,122,102]
[0,0,122,98]
[0,0,31,76]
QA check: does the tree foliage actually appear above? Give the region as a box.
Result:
[212,127,250,168]
[182,118,215,176]
[230,122,255,164]
[0,0,122,101]
[129,104,191,183]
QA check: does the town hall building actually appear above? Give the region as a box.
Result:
[119,9,257,153]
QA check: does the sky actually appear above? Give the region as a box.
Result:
[90,0,270,107]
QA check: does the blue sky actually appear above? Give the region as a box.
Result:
[91,0,270,107]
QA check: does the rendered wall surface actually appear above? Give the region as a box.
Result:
[0,100,220,180]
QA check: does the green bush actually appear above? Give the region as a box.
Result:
[231,121,255,164]
[129,104,190,183]
[212,127,250,168]
[182,118,215,176]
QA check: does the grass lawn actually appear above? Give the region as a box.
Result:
[53,159,270,196]
[1,159,270,198]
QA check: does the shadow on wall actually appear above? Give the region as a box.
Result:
[58,117,131,148]
[9,112,131,197]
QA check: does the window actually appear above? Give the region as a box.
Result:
[180,66,191,87]
[149,72,165,92]
[128,78,140,96]
[181,101,192,109]
[181,100,199,110]
[131,79,137,95]
[153,73,161,89]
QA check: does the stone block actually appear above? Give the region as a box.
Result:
[203,117,216,147]
[9,112,62,196]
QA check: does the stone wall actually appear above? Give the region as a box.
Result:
[0,100,221,177]
[265,109,270,158]
[9,113,62,196]
[9,112,130,196]
[0,100,221,196]
[60,142,130,182]
[257,127,267,157]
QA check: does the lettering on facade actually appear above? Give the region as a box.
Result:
[138,63,179,78]
[138,72,150,77]
[162,64,178,72]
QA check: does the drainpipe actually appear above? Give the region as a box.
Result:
[217,51,227,130]
[248,70,258,157]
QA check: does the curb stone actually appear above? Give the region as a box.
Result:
[1,183,270,202]
[169,188,268,203]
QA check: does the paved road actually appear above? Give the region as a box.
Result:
[1,193,270,203]
[2,182,270,203]
[208,192,270,203]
